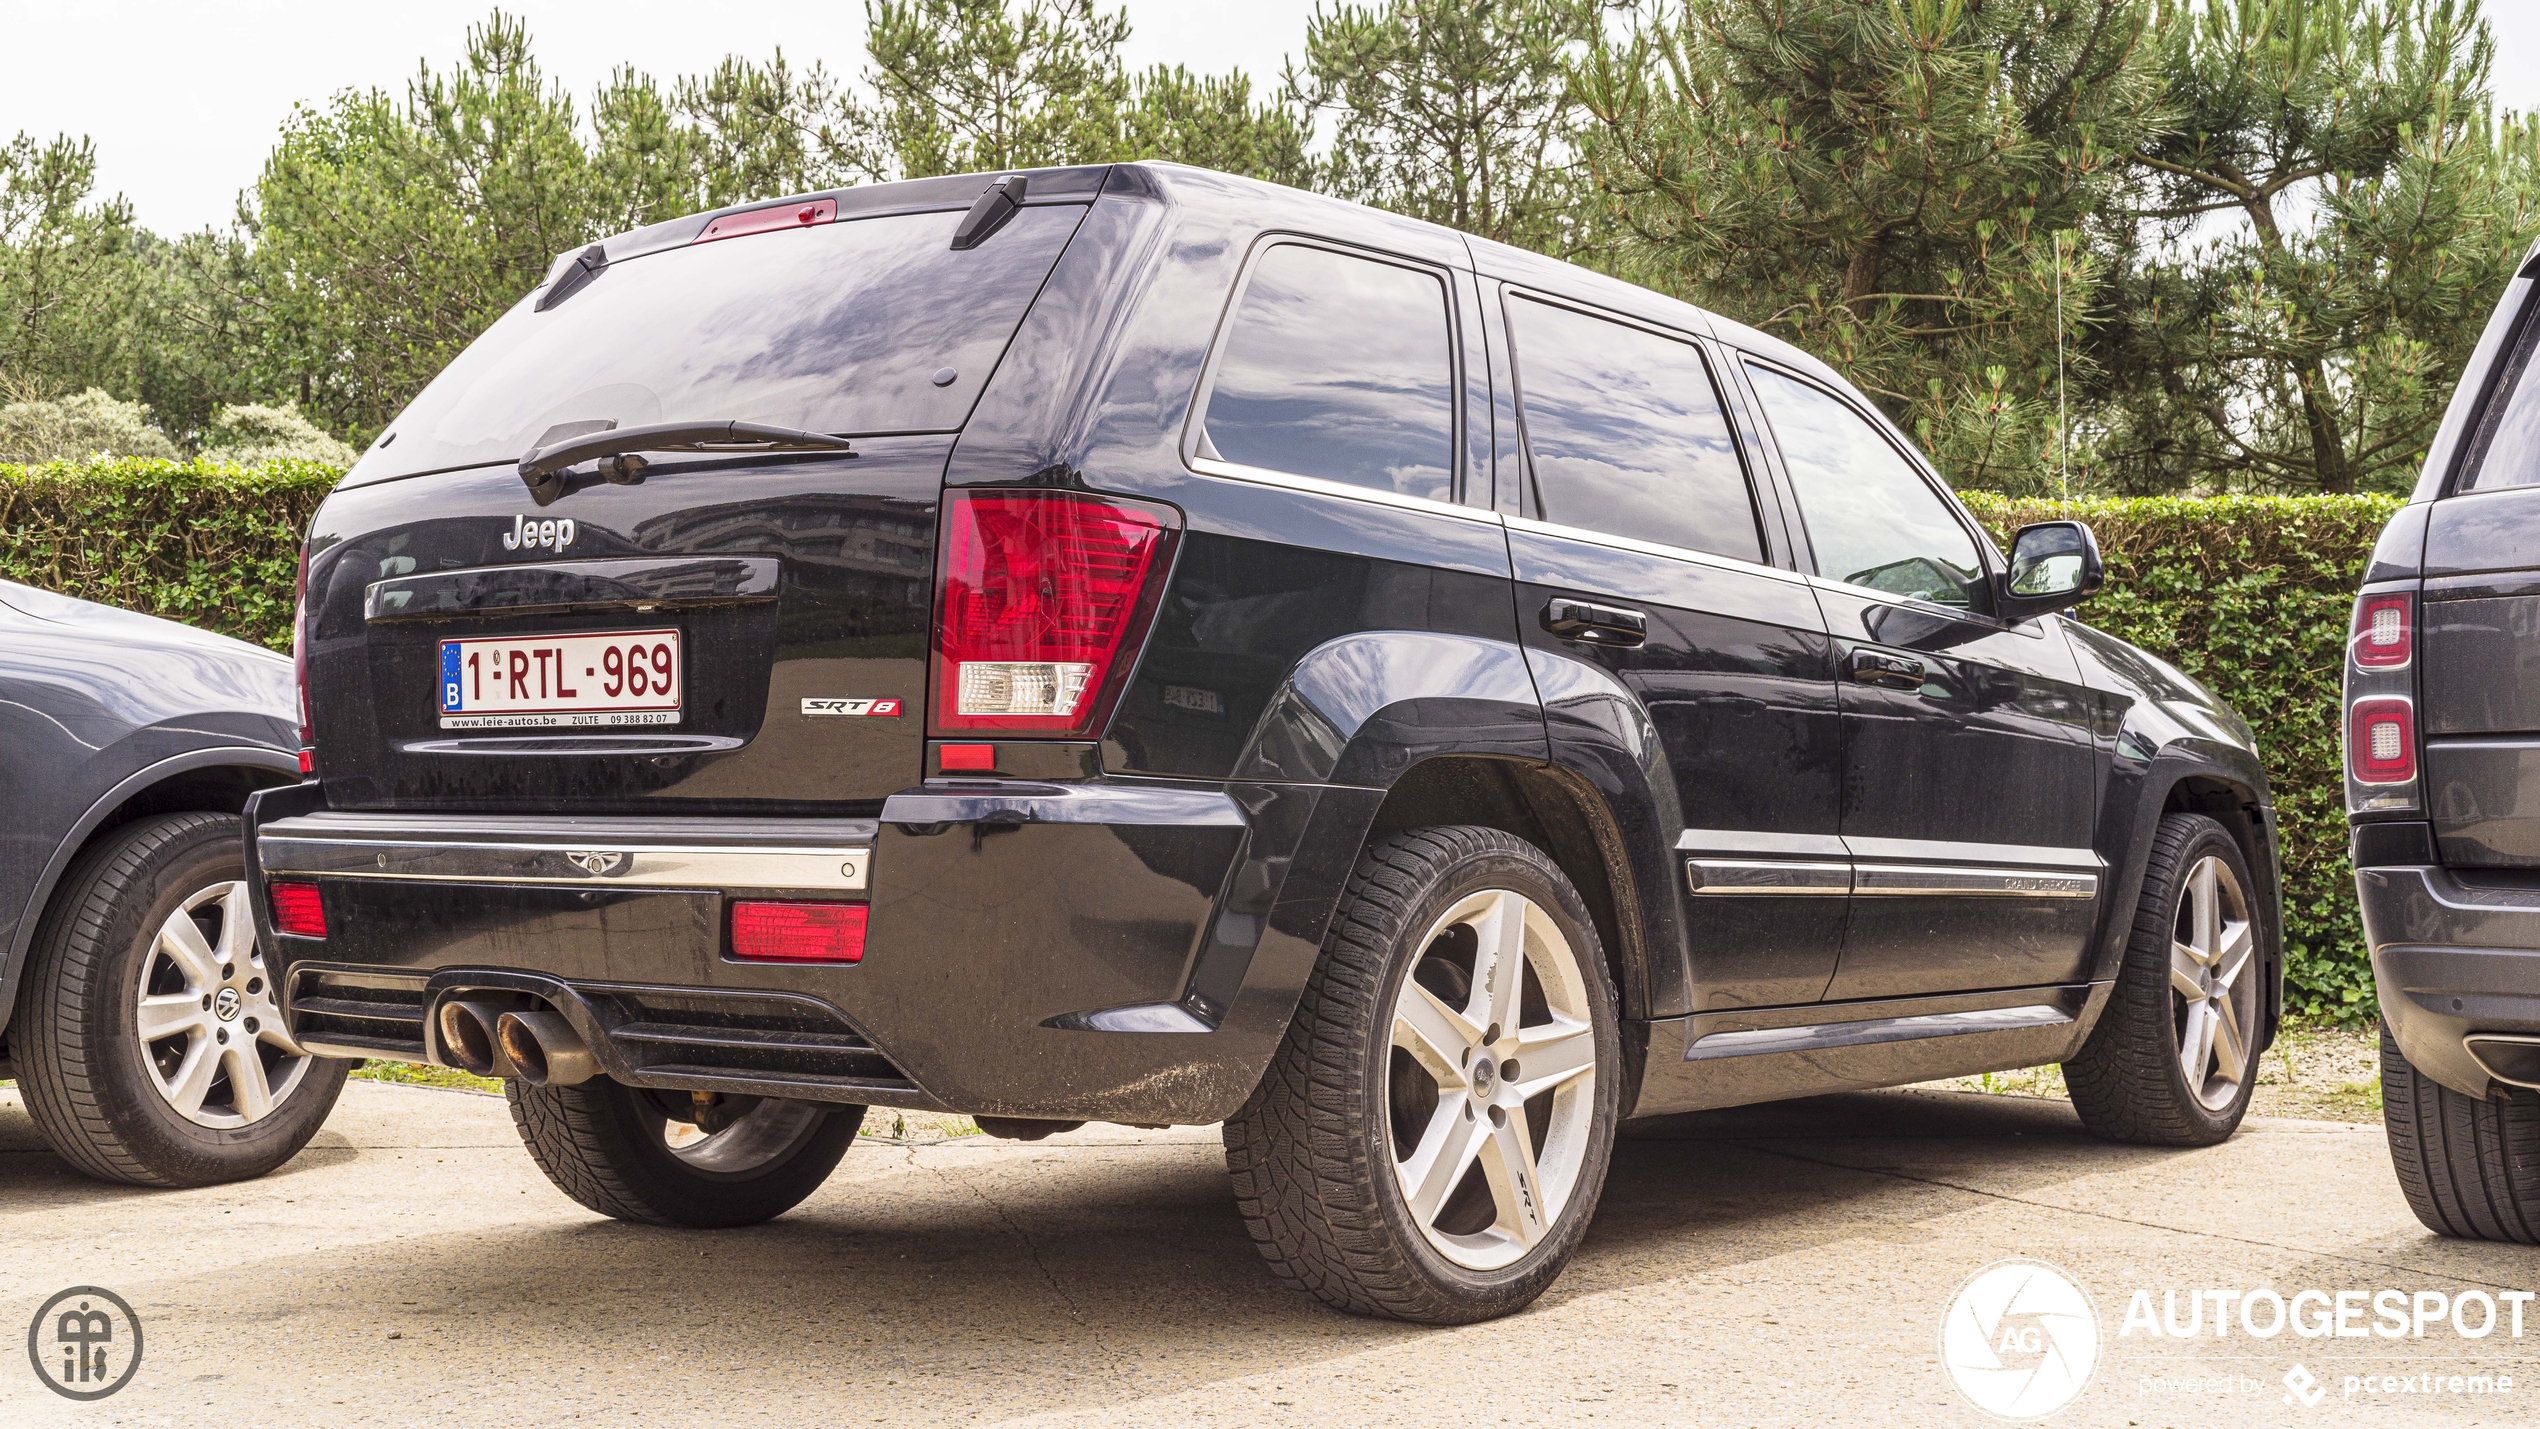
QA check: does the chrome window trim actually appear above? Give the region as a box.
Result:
[1184,455,1504,527]
[1504,512,1807,584]
[259,836,870,891]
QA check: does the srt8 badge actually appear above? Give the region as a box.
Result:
[802,698,904,717]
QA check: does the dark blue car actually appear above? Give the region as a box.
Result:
[1,578,346,1185]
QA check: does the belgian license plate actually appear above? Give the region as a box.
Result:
[438,629,682,730]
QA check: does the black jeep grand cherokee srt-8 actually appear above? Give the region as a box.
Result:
[250,163,2281,1322]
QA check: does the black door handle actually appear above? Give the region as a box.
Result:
[1849,648,1926,691]
[1542,597,1647,647]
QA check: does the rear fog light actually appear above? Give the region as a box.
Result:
[2348,698,2417,785]
[731,902,867,964]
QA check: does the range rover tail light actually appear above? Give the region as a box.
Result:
[269,881,327,939]
[2353,592,2413,668]
[731,901,867,963]
[2349,697,2418,785]
[932,490,1174,734]
[292,545,316,776]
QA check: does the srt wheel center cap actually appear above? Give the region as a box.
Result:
[213,988,243,1022]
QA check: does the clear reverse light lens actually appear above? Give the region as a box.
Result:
[959,660,1093,718]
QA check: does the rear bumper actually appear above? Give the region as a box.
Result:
[2356,856,2540,1097]
[246,777,1374,1123]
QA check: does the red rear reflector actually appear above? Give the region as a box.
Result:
[934,491,1172,734]
[939,742,996,772]
[731,902,867,963]
[692,198,838,244]
[2353,593,2413,669]
[296,748,314,774]
[2349,697,2417,784]
[270,882,327,938]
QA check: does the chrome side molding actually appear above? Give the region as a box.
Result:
[1686,1002,2073,1060]
[1686,859,1851,895]
[1678,828,2101,900]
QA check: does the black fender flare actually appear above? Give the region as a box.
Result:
[2080,730,2283,1051]
[1,746,302,1040]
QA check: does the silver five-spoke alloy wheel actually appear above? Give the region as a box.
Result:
[136,880,314,1128]
[2169,853,2255,1109]
[1387,887,1600,1271]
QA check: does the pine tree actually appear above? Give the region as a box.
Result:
[1575,0,2166,492]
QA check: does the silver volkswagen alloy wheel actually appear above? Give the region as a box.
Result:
[136,880,314,1129]
[1387,887,1600,1271]
[2169,854,2256,1109]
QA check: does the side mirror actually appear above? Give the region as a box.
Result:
[1997,520,2104,621]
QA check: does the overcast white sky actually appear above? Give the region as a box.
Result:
[6,0,2540,237]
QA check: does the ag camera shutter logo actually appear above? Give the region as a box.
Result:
[1940,1258,2100,1420]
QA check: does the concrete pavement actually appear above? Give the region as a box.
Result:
[4,1079,2536,1426]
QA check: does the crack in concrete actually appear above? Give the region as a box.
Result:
[916,1148,1130,1373]
[1736,1140,2536,1293]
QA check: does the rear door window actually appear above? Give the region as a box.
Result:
[1746,364,1987,609]
[1506,296,1762,563]
[360,204,1086,482]
[1200,243,1457,501]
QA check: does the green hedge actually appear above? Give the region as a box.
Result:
[0,463,2394,1021]
[0,458,338,652]
[1965,493,2400,1025]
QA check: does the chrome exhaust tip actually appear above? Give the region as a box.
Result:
[495,1010,600,1087]
[436,1000,516,1078]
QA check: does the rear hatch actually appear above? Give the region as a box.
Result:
[302,180,1095,813]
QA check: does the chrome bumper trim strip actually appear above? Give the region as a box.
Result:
[259,836,869,891]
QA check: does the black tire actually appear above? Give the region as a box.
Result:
[1224,826,1622,1324]
[2066,812,2263,1146]
[2381,1024,2540,1243]
[507,1078,858,1228]
[13,812,350,1187]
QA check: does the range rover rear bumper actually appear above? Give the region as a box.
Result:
[245,777,1372,1123]
[2356,854,2540,1097]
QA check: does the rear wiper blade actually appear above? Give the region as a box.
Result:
[518,420,856,492]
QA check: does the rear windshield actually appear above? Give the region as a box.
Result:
[350,204,1086,483]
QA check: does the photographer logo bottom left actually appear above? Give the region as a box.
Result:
[26,1286,143,1401]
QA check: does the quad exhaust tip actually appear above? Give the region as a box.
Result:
[496,1010,600,1087]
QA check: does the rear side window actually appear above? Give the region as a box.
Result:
[2460,310,2540,491]
[359,204,1086,482]
[1506,296,1761,563]
[1201,244,1456,501]
[1747,365,1987,609]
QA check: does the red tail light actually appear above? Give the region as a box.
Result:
[932,490,1174,734]
[692,198,838,244]
[731,901,867,963]
[269,882,327,938]
[2353,593,2413,669]
[2349,697,2417,785]
[292,545,316,775]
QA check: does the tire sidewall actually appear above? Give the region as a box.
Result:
[1360,838,1622,1304]
[40,816,347,1177]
